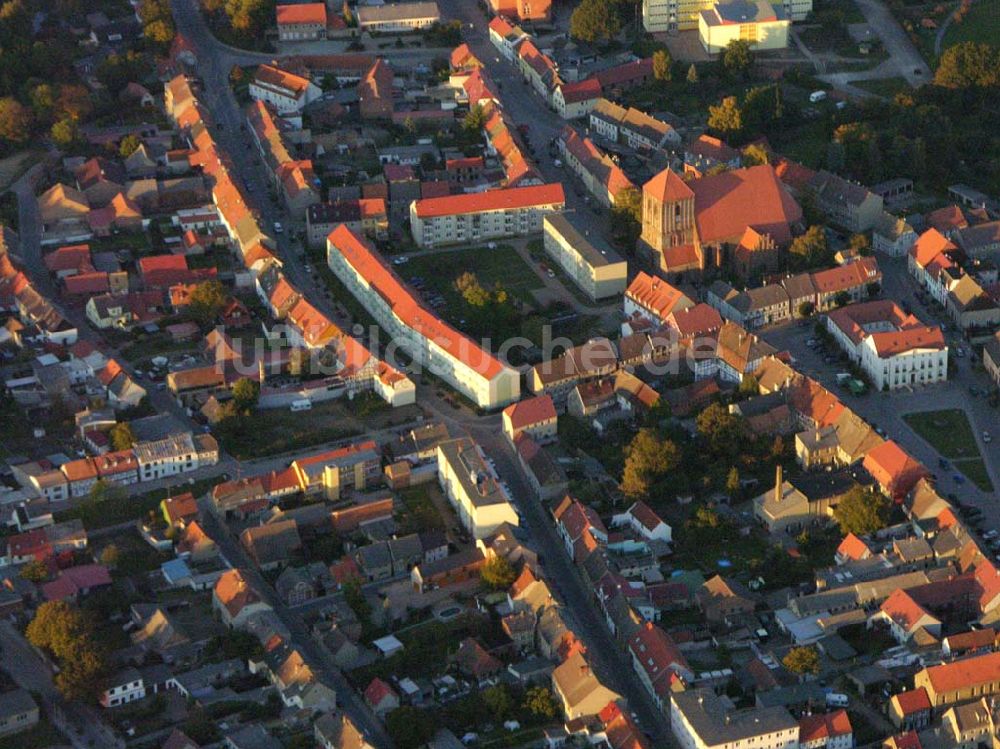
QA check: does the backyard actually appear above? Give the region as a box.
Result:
[402,245,546,308]
[902,408,994,491]
[943,0,1000,47]
[212,400,364,460]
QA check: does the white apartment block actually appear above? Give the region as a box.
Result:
[409,184,565,248]
[437,437,520,539]
[542,214,627,301]
[327,225,521,409]
[671,689,800,749]
[134,433,209,482]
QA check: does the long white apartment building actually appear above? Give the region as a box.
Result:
[326,224,521,409]
[409,184,565,248]
[672,688,800,749]
[437,437,519,539]
[825,300,948,391]
[542,213,627,301]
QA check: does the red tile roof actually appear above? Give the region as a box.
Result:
[44,244,92,274]
[328,224,509,379]
[836,532,872,562]
[42,564,111,601]
[412,183,564,219]
[276,2,326,25]
[667,303,723,338]
[64,271,110,296]
[162,492,198,524]
[863,440,929,498]
[925,205,968,234]
[503,394,556,430]
[879,588,933,632]
[920,651,1000,695]
[364,677,397,707]
[910,228,958,268]
[254,63,313,96]
[689,165,802,245]
[892,688,931,715]
[559,77,602,104]
[626,271,692,320]
[798,710,852,743]
[644,167,694,203]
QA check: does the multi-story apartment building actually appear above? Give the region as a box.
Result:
[698,2,790,53]
[134,432,217,482]
[290,441,381,500]
[437,437,520,539]
[671,688,800,749]
[643,0,809,32]
[542,213,627,301]
[409,184,565,248]
[355,2,440,31]
[327,225,521,409]
[826,300,948,391]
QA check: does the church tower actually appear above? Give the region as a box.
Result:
[638,167,696,267]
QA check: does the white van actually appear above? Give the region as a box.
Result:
[290,399,312,412]
[826,693,849,707]
[809,90,828,103]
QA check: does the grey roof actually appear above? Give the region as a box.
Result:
[227,723,282,749]
[754,682,827,708]
[357,1,440,23]
[672,688,798,746]
[543,213,623,268]
[357,540,392,570]
[0,689,37,719]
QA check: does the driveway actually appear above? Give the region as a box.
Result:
[850,0,932,85]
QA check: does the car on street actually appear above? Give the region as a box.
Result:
[954,473,966,485]
[985,431,993,443]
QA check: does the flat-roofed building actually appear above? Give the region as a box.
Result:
[410,184,565,248]
[355,2,440,31]
[542,214,627,301]
[672,688,799,749]
[698,1,791,54]
[437,437,519,539]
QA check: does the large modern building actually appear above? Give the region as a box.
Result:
[409,184,565,248]
[825,300,947,391]
[437,437,520,539]
[671,688,800,749]
[542,213,627,301]
[327,224,521,409]
[698,1,791,53]
[644,0,809,32]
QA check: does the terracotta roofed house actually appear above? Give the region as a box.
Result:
[502,394,557,444]
[863,440,930,501]
[913,650,1000,708]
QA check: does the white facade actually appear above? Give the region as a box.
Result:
[826,317,948,392]
[698,12,790,54]
[134,433,201,482]
[248,75,321,115]
[327,227,521,409]
[101,675,146,708]
[542,214,627,301]
[409,190,565,249]
[437,438,520,539]
[671,690,800,749]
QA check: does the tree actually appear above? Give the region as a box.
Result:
[696,403,748,458]
[782,645,821,676]
[119,134,142,158]
[611,185,642,248]
[20,559,49,583]
[848,233,869,253]
[480,555,517,590]
[686,63,699,83]
[109,422,135,452]
[789,225,830,269]
[652,49,672,81]
[834,486,891,535]
[455,272,491,308]
[798,301,816,317]
[622,428,681,498]
[188,279,227,324]
[26,601,108,699]
[144,18,175,44]
[569,0,621,43]
[99,544,120,567]
[0,98,31,144]
[56,85,93,122]
[385,707,437,749]
[482,684,514,720]
[742,143,770,166]
[87,479,126,506]
[462,103,487,133]
[722,39,754,77]
[834,290,852,307]
[726,466,741,496]
[707,96,742,140]
[524,686,558,720]
[50,117,79,149]
[231,377,260,412]
[934,41,1000,88]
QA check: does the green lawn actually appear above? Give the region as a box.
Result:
[403,245,545,307]
[903,409,994,491]
[943,0,1000,47]
[903,409,981,459]
[212,401,362,460]
[854,77,911,98]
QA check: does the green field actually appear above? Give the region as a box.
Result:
[854,77,911,98]
[943,0,1000,47]
[402,245,545,306]
[902,409,994,491]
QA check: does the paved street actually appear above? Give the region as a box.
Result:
[0,620,123,749]
[849,0,931,86]
[760,256,1000,525]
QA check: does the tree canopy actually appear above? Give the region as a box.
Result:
[782,645,821,675]
[722,39,754,77]
[232,377,260,413]
[707,96,743,140]
[480,555,518,590]
[189,280,228,325]
[622,428,681,499]
[569,0,621,43]
[934,41,1000,88]
[834,486,891,535]
[26,601,108,701]
[696,403,748,458]
[109,422,135,452]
